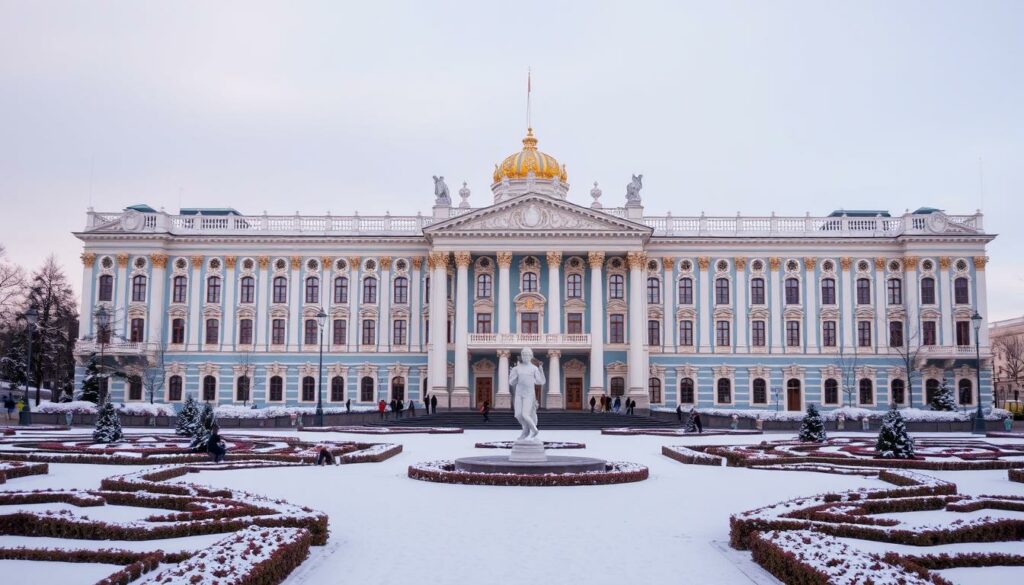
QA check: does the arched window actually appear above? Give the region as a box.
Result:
[920,277,936,305]
[475,274,492,298]
[784,278,800,305]
[206,276,222,303]
[240,276,255,304]
[272,276,288,303]
[752,378,767,404]
[859,378,874,405]
[394,277,409,304]
[236,375,251,402]
[959,379,973,405]
[202,375,217,401]
[820,278,836,305]
[954,277,969,304]
[204,318,219,344]
[360,376,375,402]
[649,378,662,403]
[566,273,583,298]
[925,379,940,404]
[132,275,147,302]
[750,277,765,304]
[522,272,538,293]
[128,376,143,401]
[362,277,378,304]
[168,375,183,401]
[610,377,625,397]
[715,278,729,304]
[305,276,320,304]
[304,319,318,345]
[678,277,693,304]
[334,276,348,304]
[302,376,315,401]
[647,277,661,304]
[679,378,695,403]
[717,378,732,404]
[172,275,188,303]
[891,379,906,405]
[887,278,903,305]
[269,376,283,402]
[98,274,113,302]
[609,274,624,299]
[856,278,871,304]
[392,376,405,401]
[171,318,185,344]
[331,376,345,402]
[824,379,839,405]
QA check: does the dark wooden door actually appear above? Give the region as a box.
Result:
[566,378,583,410]
[787,387,801,411]
[475,378,492,407]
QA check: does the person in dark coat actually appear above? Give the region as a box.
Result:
[345,398,351,413]
[693,410,703,433]
[409,399,416,417]
[675,403,683,423]
[316,444,335,466]
[589,395,596,413]
[207,425,226,463]
[628,398,636,415]
[481,400,490,422]
[396,399,404,419]
[430,394,438,414]
[3,395,15,420]
[604,396,612,412]
[613,396,621,413]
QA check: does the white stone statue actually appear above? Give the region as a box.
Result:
[509,347,545,441]
[625,173,643,204]
[432,175,451,205]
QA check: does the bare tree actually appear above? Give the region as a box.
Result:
[834,344,860,407]
[993,334,1024,407]
[890,321,924,408]
[0,244,25,322]
[142,341,168,404]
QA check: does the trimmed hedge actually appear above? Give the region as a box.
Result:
[408,460,649,487]
[662,445,725,466]
[0,461,47,483]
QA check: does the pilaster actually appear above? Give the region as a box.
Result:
[769,257,783,352]
[497,252,512,334]
[348,257,360,351]
[147,253,167,346]
[452,251,471,405]
[939,257,953,345]
[80,253,96,338]
[626,251,647,403]
[190,255,204,350]
[587,251,605,397]
[546,349,563,409]
[223,256,236,349]
[410,257,423,351]
[115,254,129,338]
[803,257,817,352]
[734,257,747,351]
[379,256,392,352]
[546,251,562,334]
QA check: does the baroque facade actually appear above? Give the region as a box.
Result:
[74,128,995,412]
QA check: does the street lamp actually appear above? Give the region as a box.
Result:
[95,307,111,404]
[315,308,327,427]
[971,311,984,434]
[24,307,38,407]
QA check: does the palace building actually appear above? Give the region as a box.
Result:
[73,127,996,412]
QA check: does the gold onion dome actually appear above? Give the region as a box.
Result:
[492,128,568,183]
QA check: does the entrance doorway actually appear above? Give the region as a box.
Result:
[786,379,801,411]
[566,378,583,409]
[475,378,492,407]
[392,377,405,401]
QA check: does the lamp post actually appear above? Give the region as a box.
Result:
[95,307,111,404]
[24,307,38,406]
[315,308,327,427]
[971,311,985,434]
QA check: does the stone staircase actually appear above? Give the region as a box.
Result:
[369,410,682,430]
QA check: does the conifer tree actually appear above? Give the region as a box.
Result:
[683,410,697,433]
[175,394,200,436]
[79,357,101,403]
[876,406,915,459]
[92,400,123,443]
[798,403,827,442]
[190,403,215,450]
[930,378,956,411]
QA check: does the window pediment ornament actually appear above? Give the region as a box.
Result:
[514,291,546,312]
[748,365,772,379]
[782,306,804,320]
[713,364,735,378]
[563,297,586,311]
[675,364,698,379]
[819,364,843,378]
[607,298,627,312]
[357,362,379,378]
[920,307,940,320]
[563,359,586,375]
[953,306,974,319]
[269,306,289,319]
[236,306,256,319]
[888,366,907,381]
[166,362,186,376]
[748,306,770,320]
[359,306,380,319]
[713,306,734,319]
[855,365,877,379]
[328,363,348,378]
[605,361,628,375]
[127,304,147,319]
[649,363,665,377]
[330,306,350,318]
[921,364,944,379]
[564,256,585,275]
[202,305,222,318]
[886,306,906,319]
[199,362,219,377]
[471,360,495,375]
[855,306,875,319]
[264,362,286,378]
[783,364,805,378]
[953,364,975,378]
[676,306,697,320]
[168,306,188,318]
[819,306,839,319]
[473,297,494,311]
[648,306,664,319]
[298,362,317,377]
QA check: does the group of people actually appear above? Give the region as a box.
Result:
[588,395,637,414]
[3,395,23,420]
[675,404,704,433]
[377,395,439,420]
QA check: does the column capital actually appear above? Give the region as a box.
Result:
[939,256,952,270]
[546,251,562,268]
[802,257,816,270]
[411,256,424,270]
[768,257,781,271]
[224,256,237,269]
[290,255,302,270]
[257,256,270,269]
[496,251,513,268]
[80,252,96,267]
[973,256,988,270]
[902,256,919,271]
[320,256,333,268]
[662,256,675,268]
[380,256,393,270]
[190,255,204,269]
[697,256,711,271]
[839,257,852,271]
[116,253,130,268]
[454,251,472,268]
[427,251,449,269]
[547,349,562,359]
[874,257,886,270]
[733,257,746,270]
[497,349,511,359]
[149,253,168,269]
[587,251,605,269]
[626,251,647,270]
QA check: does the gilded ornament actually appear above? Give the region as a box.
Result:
[546,251,562,268]
[149,253,168,269]
[411,257,424,270]
[80,252,96,268]
[627,251,648,270]
[874,257,886,270]
[697,257,711,271]
[380,256,393,270]
[428,251,449,269]
[492,128,568,183]
[116,253,130,268]
[939,257,952,270]
[733,257,746,270]
[525,298,535,311]
[290,256,302,270]
[321,256,332,268]
[348,256,361,269]
[224,256,237,269]
[768,257,781,271]
[839,257,852,271]
[496,252,513,268]
[587,251,605,269]
[257,256,270,269]
[802,257,816,270]
[662,256,675,268]
[902,256,919,270]
[973,256,988,270]
[454,252,471,268]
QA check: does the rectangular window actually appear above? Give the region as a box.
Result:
[786,321,800,347]
[857,278,871,305]
[609,275,624,299]
[393,320,407,345]
[822,320,837,347]
[173,276,188,303]
[679,320,694,346]
[954,278,969,304]
[647,320,660,346]
[362,278,377,304]
[750,278,765,305]
[332,319,347,345]
[238,319,253,345]
[304,319,318,345]
[205,319,219,344]
[98,275,113,302]
[784,278,800,305]
[171,319,185,344]
[394,278,409,304]
[207,278,222,304]
[716,320,730,347]
[821,279,836,305]
[920,278,936,305]
[272,319,286,345]
[362,319,376,345]
[566,274,583,299]
[609,314,625,344]
[889,321,904,347]
[857,321,872,347]
[751,320,766,347]
[567,313,583,334]
[521,312,539,334]
[715,278,729,305]
[132,276,147,302]
[647,278,661,304]
[955,321,971,346]
[129,318,145,343]
[334,277,348,304]
[476,313,492,334]
[922,321,937,346]
[240,277,255,304]
[887,279,903,305]
[678,278,693,304]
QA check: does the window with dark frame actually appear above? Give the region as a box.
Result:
[130,318,145,343]
[272,277,288,303]
[567,273,583,298]
[822,320,837,347]
[750,278,765,304]
[752,378,767,404]
[647,277,661,303]
[954,277,969,304]
[887,278,903,305]
[476,313,492,334]
[717,378,732,403]
[679,378,695,403]
[920,277,936,305]
[859,378,873,404]
[955,320,971,346]
[272,319,286,345]
[784,278,800,305]
[716,320,730,347]
[786,321,800,347]
[567,313,583,334]
[331,376,345,401]
[521,312,540,334]
[609,274,624,299]
[678,277,694,304]
[304,319,318,345]
[168,376,183,401]
[824,379,839,404]
[715,278,729,304]
[922,321,937,346]
[393,277,409,304]
[305,276,319,304]
[334,276,348,304]
[361,319,376,345]
[98,275,113,302]
[821,278,836,305]
[362,277,378,304]
[889,321,904,347]
[679,320,694,346]
[858,321,872,347]
[647,320,660,346]
[609,314,625,343]
[393,320,407,345]
[269,376,283,401]
[476,274,492,298]
[332,319,346,345]
[856,278,871,304]
[172,275,187,303]
[240,276,255,303]
[132,275,147,302]
[302,376,315,401]
[171,318,185,344]
[238,319,253,345]
[205,318,219,344]
[207,276,222,303]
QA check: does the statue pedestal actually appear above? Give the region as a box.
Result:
[509,439,547,463]
[496,393,512,409]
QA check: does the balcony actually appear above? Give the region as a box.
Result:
[915,345,992,367]
[467,333,591,350]
[75,340,161,356]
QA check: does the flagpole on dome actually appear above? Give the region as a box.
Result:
[526,67,532,131]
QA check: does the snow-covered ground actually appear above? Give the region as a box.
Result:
[3,429,1024,584]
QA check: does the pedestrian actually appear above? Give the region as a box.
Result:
[16,399,24,412]
[589,395,596,413]
[3,395,14,420]
[693,409,703,434]
[613,396,621,413]
[345,398,351,414]
[316,444,335,466]
[604,396,612,412]
[397,399,404,419]
[675,403,683,423]
[627,398,635,415]
[377,399,386,420]
[481,400,490,422]
[408,399,416,417]
[423,394,429,414]
[430,394,437,414]
[207,425,227,463]
[389,399,397,419]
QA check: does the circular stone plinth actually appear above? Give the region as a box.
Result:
[408,459,649,486]
[455,455,606,475]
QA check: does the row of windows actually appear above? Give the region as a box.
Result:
[666,276,969,307]
[666,319,973,348]
[167,317,409,346]
[158,375,404,403]
[106,275,410,305]
[669,377,975,406]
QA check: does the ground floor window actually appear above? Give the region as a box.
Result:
[959,379,973,405]
[925,378,939,404]
[168,375,183,401]
[237,375,251,402]
[302,376,315,401]
[648,378,661,403]
[752,378,767,404]
[610,377,625,397]
[202,375,216,401]
[331,376,345,402]
[128,376,143,401]
[679,378,694,403]
[717,378,732,404]
[859,378,873,405]
[392,377,405,401]
[824,378,839,404]
[891,379,906,405]
[269,376,283,402]
[361,376,375,402]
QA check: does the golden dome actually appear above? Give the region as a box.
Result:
[493,128,568,183]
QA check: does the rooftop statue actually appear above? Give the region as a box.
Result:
[432,175,451,205]
[626,174,643,203]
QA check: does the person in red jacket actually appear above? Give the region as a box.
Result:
[377,399,386,420]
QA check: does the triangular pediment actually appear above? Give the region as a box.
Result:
[424,193,652,239]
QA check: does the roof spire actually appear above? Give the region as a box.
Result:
[526,67,532,131]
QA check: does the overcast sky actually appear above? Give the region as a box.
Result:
[1,1,1021,319]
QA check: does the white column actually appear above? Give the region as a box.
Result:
[497,252,512,334]
[496,350,511,409]
[410,258,422,351]
[804,257,817,353]
[939,257,953,346]
[379,258,392,352]
[627,251,647,405]
[904,257,919,341]
[975,257,990,348]
[223,257,236,350]
[255,258,268,349]
[735,258,748,352]
[189,256,203,350]
[148,256,167,345]
[769,258,783,352]
[874,257,885,352]
[662,257,674,352]
[80,254,96,338]
[452,251,471,406]
[547,349,562,409]
[289,257,302,351]
[546,252,562,334]
[321,257,332,344]
[699,257,712,351]
[842,257,855,349]
[588,252,605,398]
[348,257,360,350]
[428,252,449,398]
[115,255,129,338]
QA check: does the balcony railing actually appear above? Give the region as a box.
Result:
[75,340,160,355]
[467,333,591,349]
